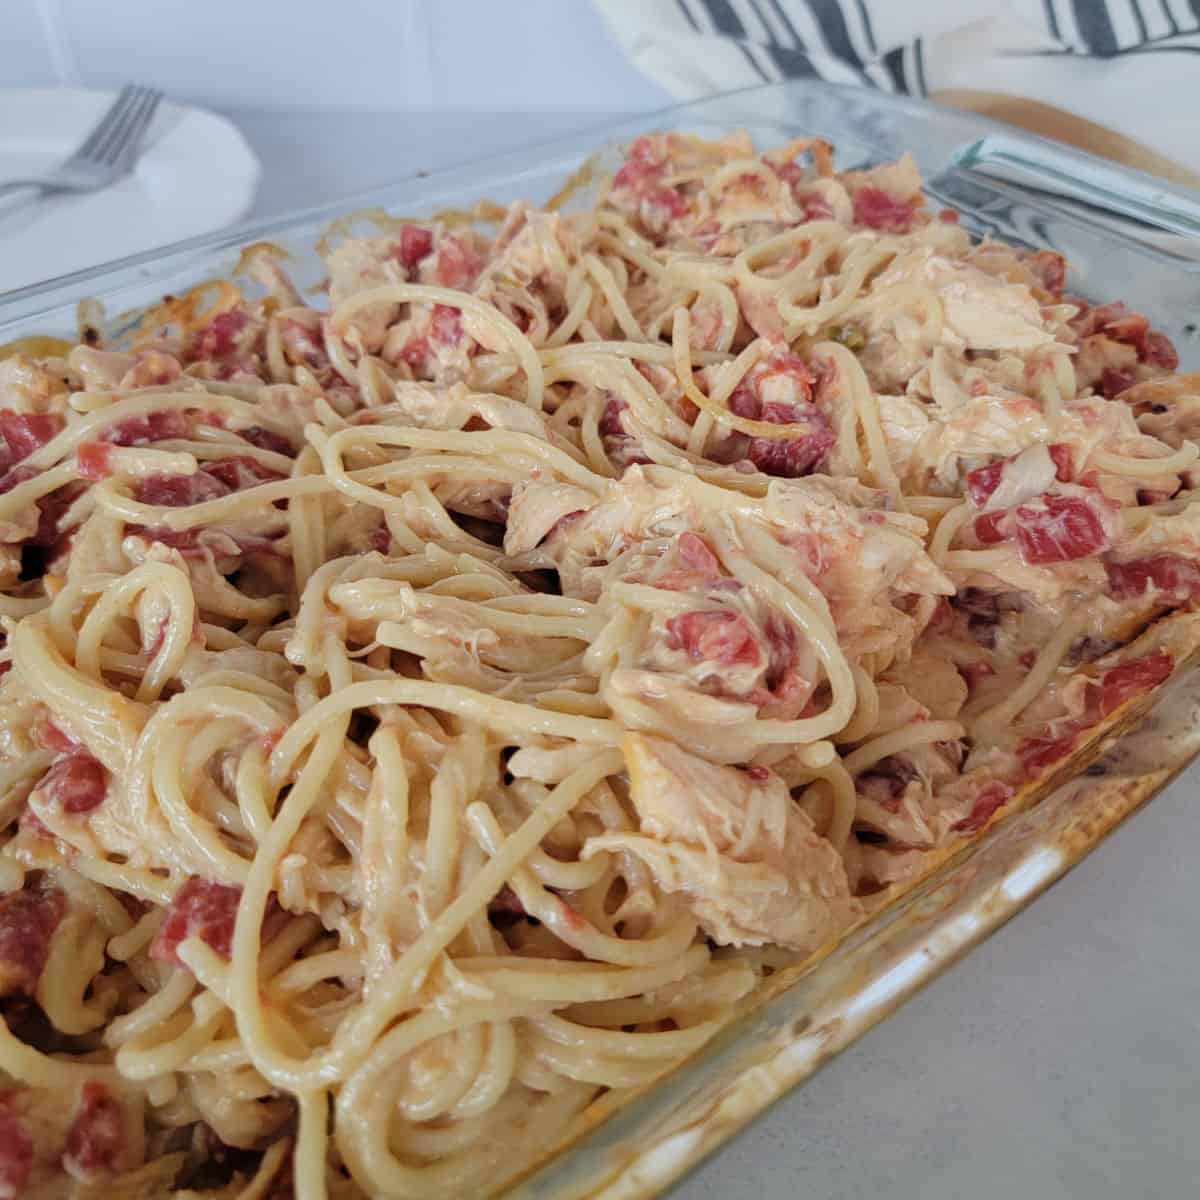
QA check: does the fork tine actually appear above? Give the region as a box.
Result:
[72,85,139,162]
[108,90,161,171]
[90,86,153,166]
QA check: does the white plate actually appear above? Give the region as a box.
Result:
[0,88,260,295]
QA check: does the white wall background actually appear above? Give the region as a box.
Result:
[1,0,667,113]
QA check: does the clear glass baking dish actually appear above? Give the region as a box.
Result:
[3,79,1200,1199]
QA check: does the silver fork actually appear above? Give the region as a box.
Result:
[0,85,162,203]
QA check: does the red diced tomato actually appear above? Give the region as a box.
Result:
[202,456,283,491]
[974,510,1008,544]
[1048,443,1073,481]
[150,877,242,966]
[852,186,915,232]
[1099,651,1172,717]
[0,1110,32,1199]
[238,425,293,455]
[37,752,107,814]
[34,720,77,754]
[192,309,250,360]
[745,405,835,478]
[966,459,1004,506]
[396,224,434,271]
[0,411,63,464]
[134,471,230,507]
[1017,722,1083,775]
[76,442,114,481]
[0,887,66,998]
[104,411,190,446]
[1107,554,1200,602]
[1012,494,1110,564]
[952,781,1014,833]
[64,1081,125,1175]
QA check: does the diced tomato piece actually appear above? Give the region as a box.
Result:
[33,719,78,754]
[0,465,34,496]
[664,610,762,668]
[1107,554,1200,602]
[1048,443,1073,481]
[745,406,835,478]
[644,185,688,218]
[745,765,772,782]
[729,353,817,421]
[1099,651,1172,717]
[36,752,107,814]
[134,471,230,507]
[974,510,1008,544]
[1017,722,1084,775]
[852,186,916,233]
[192,309,250,360]
[612,137,688,224]
[952,781,1014,833]
[103,410,190,446]
[0,411,63,465]
[64,1081,125,1175]
[726,354,831,476]
[1012,494,1110,564]
[238,426,293,455]
[396,224,434,271]
[968,444,1073,508]
[0,1110,32,1199]
[1099,367,1136,398]
[0,886,66,997]
[76,442,114,481]
[614,135,662,189]
[201,456,284,491]
[150,877,242,966]
[966,459,1004,507]
[434,236,481,289]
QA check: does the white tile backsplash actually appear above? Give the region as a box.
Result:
[1,0,667,113]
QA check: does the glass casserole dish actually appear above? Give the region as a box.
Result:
[2,79,1200,1200]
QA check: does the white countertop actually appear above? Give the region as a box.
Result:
[230,109,1200,1200]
